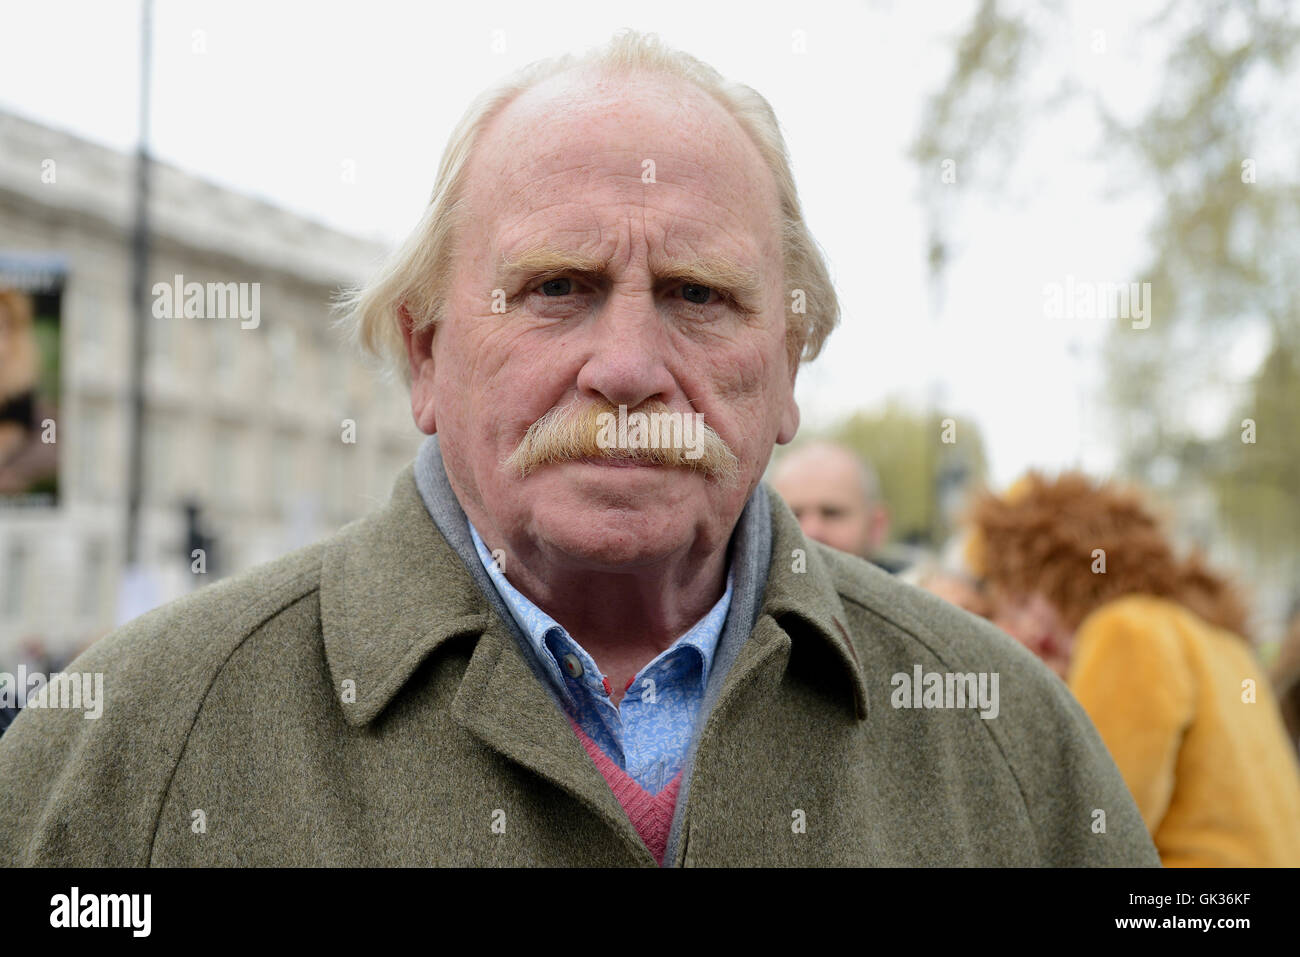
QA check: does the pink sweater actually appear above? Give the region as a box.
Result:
[569,718,682,865]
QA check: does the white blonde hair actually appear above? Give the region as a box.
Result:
[336,29,839,381]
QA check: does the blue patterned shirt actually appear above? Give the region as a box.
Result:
[468,523,732,794]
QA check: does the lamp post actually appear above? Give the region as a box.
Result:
[125,0,153,566]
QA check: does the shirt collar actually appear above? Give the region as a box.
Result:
[321,439,867,729]
[467,520,732,706]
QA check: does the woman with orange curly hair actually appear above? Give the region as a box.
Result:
[965,471,1300,867]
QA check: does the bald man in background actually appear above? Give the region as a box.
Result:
[771,441,905,573]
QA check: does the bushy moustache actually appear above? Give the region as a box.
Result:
[503,399,740,484]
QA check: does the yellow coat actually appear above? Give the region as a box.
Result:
[1069,594,1300,866]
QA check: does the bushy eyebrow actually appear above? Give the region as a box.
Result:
[498,245,607,284]
[497,243,764,312]
[656,255,764,311]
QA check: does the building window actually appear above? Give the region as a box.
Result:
[271,433,297,514]
[78,288,102,349]
[213,324,237,390]
[77,404,101,500]
[211,428,236,510]
[325,446,341,517]
[147,309,173,369]
[328,347,348,407]
[79,539,105,618]
[145,418,172,502]
[3,539,27,618]
[271,324,295,390]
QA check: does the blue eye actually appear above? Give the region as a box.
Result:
[540,278,572,296]
[682,283,712,304]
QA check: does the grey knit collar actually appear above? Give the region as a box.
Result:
[411,433,773,865]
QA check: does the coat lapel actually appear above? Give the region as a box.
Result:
[320,464,654,863]
[449,617,654,864]
[660,492,872,865]
[758,495,872,719]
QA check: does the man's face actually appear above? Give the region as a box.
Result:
[771,455,881,557]
[776,485,875,557]
[412,70,798,571]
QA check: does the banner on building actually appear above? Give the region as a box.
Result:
[0,252,65,507]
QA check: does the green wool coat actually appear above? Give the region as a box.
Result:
[0,464,1159,866]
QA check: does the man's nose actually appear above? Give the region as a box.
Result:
[574,286,676,409]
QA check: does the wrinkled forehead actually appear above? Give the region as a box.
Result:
[465,69,782,252]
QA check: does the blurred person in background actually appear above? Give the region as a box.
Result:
[966,471,1300,867]
[915,568,988,618]
[771,440,905,573]
[0,637,64,740]
[911,531,991,620]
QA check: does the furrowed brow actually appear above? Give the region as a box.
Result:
[496,245,766,311]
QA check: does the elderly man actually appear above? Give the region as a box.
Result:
[0,33,1157,867]
[771,440,902,571]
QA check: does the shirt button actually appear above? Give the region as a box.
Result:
[561,653,584,679]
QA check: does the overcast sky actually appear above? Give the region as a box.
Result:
[3,0,1268,488]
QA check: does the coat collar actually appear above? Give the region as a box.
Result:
[319,458,870,731]
[319,461,496,727]
[760,487,872,719]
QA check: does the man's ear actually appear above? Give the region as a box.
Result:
[776,351,800,445]
[777,390,800,445]
[400,302,439,435]
[870,505,891,553]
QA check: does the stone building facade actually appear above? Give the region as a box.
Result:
[0,110,418,664]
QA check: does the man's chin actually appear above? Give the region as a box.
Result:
[533,516,693,570]
[521,473,706,565]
